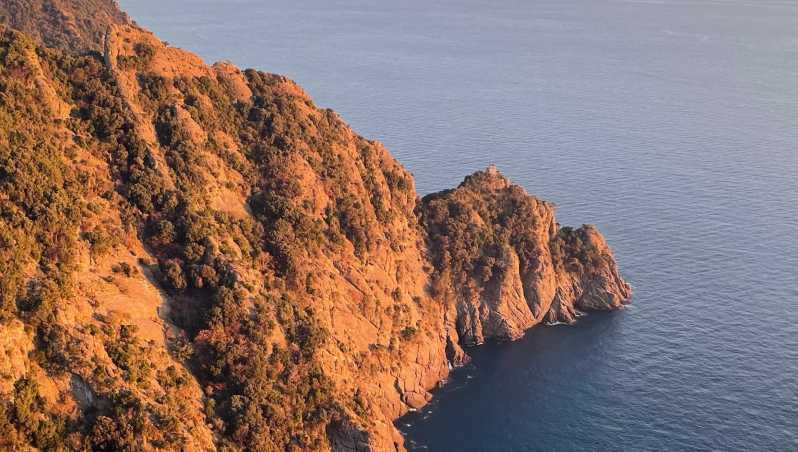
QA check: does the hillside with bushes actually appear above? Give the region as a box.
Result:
[0,3,630,451]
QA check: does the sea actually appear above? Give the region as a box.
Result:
[119,0,798,450]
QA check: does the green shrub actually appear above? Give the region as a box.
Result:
[117,41,155,70]
[400,326,417,340]
[550,226,605,274]
[4,376,68,449]
[111,262,133,277]
[160,259,187,291]
[105,324,153,385]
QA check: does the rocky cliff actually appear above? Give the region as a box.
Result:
[422,166,631,350]
[0,3,630,451]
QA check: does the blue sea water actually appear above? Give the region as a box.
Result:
[120,0,798,450]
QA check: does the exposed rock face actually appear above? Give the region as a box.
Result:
[421,166,631,346]
[0,320,34,394]
[0,4,631,451]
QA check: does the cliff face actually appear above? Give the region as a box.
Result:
[0,4,630,451]
[422,166,631,349]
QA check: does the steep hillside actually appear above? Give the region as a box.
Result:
[0,0,127,52]
[422,166,631,349]
[0,4,631,451]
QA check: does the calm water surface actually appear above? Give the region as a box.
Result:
[121,0,798,450]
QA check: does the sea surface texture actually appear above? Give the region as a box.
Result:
[121,0,798,450]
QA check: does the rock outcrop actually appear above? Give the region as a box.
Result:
[422,166,631,347]
[0,4,631,451]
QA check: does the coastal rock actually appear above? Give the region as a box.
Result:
[421,167,631,345]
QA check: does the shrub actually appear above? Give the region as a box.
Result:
[400,326,417,340]
[550,226,605,274]
[105,324,153,385]
[117,41,155,70]
[111,262,133,277]
[5,376,67,449]
[160,259,187,291]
